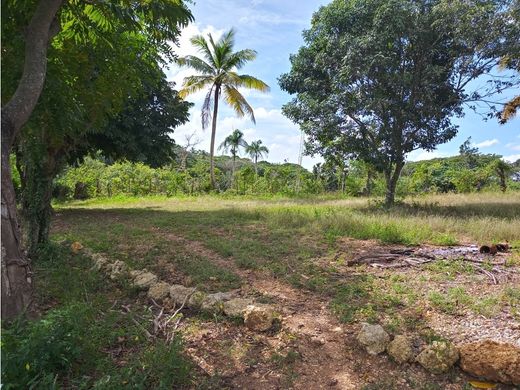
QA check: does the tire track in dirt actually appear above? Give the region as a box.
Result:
[162,232,365,389]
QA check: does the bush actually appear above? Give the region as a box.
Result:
[1,303,96,389]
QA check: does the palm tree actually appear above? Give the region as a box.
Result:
[178,29,269,189]
[219,129,248,182]
[245,140,269,175]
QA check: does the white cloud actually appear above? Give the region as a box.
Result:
[505,143,520,151]
[165,24,224,92]
[164,23,322,169]
[407,150,447,162]
[473,138,499,148]
[503,154,520,163]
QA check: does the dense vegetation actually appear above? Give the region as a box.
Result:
[2,0,519,388]
[24,148,517,201]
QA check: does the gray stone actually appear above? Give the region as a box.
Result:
[222,298,254,318]
[416,341,459,374]
[169,284,196,306]
[356,323,390,355]
[201,291,235,312]
[91,254,110,272]
[132,271,158,290]
[188,291,207,309]
[387,335,415,364]
[243,305,276,332]
[109,260,128,280]
[147,282,171,302]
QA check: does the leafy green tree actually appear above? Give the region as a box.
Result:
[219,129,249,185]
[245,140,269,175]
[279,0,519,205]
[82,78,192,168]
[1,0,192,319]
[178,29,269,189]
[487,159,512,192]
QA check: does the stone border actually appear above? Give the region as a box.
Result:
[355,322,520,385]
[80,244,280,332]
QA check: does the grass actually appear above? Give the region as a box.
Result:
[51,192,520,325]
[6,192,519,388]
[1,243,193,389]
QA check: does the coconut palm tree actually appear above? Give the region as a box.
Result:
[178,29,269,189]
[219,129,248,183]
[245,139,269,175]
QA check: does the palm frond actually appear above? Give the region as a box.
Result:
[223,86,256,123]
[190,34,217,68]
[177,55,215,75]
[500,95,520,124]
[201,86,215,129]
[223,73,270,92]
[224,49,257,70]
[179,75,214,98]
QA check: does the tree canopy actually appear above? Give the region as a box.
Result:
[279,0,520,205]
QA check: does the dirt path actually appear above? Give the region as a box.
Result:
[163,233,428,389]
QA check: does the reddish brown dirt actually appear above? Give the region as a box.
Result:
[166,234,483,389]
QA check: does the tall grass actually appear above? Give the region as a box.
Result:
[56,192,520,245]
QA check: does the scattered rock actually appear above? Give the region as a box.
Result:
[147,282,171,302]
[70,241,83,253]
[109,260,128,280]
[132,271,158,290]
[188,291,207,309]
[169,284,196,306]
[91,254,109,272]
[356,323,390,355]
[459,340,520,385]
[243,305,276,332]
[222,298,254,318]
[387,335,415,364]
[416,341,459,374]
[201,291,235,312]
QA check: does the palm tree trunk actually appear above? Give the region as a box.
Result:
[254,156,258,176]
[209,86,220,190]
[232,154,236,189]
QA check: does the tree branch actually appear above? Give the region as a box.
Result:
[1,0,63,147]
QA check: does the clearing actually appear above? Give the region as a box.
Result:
[48,193,520,389]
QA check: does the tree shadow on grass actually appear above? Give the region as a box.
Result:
[362,201,520,220]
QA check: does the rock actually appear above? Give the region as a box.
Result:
[91,254,110,272]
[459,340,520,385]
[109,260,128,280]
[356,323,390,355]
[222,298,254,318]
[70,241,83,253]
[147,282,171,302]
[188,291,207,309]
[387,335,415,364]
[243,305,276,332]
[416,341,459,374]
[169,284,196,306]
[201,291,235,312]
[132,271,158,290]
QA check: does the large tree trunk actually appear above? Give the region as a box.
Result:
[1,0,63,320]
[384,161,404,206]
[209,86,220,190]
[1,139,33,320]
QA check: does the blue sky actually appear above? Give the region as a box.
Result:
[165,0,520,169]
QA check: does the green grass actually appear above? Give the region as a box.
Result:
[51,192,520,326]
[1,243,193,389]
